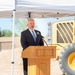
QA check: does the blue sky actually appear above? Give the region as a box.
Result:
[0,18,12,30]
[0,17,74,36]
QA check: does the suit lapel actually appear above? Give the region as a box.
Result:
[27,29,36,43]
[27,29,40,44]
[35,30,40,43]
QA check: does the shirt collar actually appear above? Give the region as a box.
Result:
[29,29,35,32]
[28,29,37,37]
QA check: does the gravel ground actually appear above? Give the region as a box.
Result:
[0,48,62,75]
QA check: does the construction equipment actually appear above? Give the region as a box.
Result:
[51,20,75,75]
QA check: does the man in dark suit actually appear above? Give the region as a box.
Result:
[21,19,44,75]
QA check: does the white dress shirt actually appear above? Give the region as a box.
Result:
[29,29,37,38]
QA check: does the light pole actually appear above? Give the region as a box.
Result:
[47,22,52,45]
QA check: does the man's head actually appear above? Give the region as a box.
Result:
[27,19,35,30]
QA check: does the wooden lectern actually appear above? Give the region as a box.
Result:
[21,46,56,75]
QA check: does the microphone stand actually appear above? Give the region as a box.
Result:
[42,38,48,46]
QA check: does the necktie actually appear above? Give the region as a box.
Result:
[32,31,36,42]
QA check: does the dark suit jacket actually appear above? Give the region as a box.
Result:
[21,29,44,50]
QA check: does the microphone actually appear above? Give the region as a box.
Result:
[42,36,48,46]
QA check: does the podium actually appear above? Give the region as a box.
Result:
[21,46,56,75]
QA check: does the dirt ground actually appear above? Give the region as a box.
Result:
[0,48,62,75]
